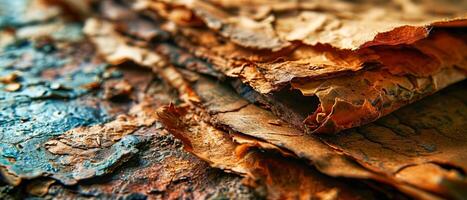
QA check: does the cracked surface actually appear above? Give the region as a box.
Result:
[322,81,467,198]
[0,33,118,185]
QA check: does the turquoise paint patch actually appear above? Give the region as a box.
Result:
[0,38,139,184]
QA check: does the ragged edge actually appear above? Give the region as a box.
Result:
[157,104,389,200]
[157,67,444,200]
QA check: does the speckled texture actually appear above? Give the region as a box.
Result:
[2,0,467,199]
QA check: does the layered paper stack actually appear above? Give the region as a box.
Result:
[0,0,466,199]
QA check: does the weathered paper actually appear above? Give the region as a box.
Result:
[112,0,467,134]
[84,14,467,198]
[142,0,466,50]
